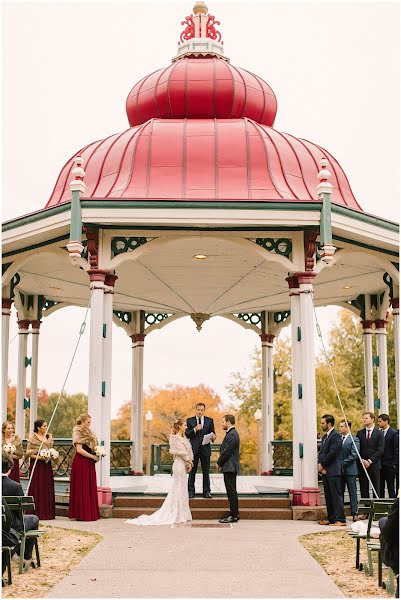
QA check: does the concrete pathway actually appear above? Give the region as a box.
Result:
[44,517,343,598]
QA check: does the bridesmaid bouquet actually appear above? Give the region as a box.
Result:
[49,449,59,460]
[94,445,107,458]
[40,448,51,460]
[3,443,16,455]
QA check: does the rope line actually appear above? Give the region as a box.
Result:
[311,292,379,499]
[25,292,93,496]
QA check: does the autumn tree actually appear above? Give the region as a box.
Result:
[36,392,87,437]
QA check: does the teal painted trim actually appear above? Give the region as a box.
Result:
[2,203,71,232]
[80,200,322,212]
[23,397,30,409]
[374,398,381,409]
[320,192,332,245]
[103,324,107,338]
[24,357,32,368]
[70,190,82,243]
[331,204,399,233]
[332,235,399,258]
[299,443,304,459]
[101,382,106,397]
[2,234,70,259]
[97,224,315,232]
[297,327,301,341]
[373,356,380,367]
[298,384,303,399]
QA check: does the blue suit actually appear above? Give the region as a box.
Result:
[318,429,345,523]
[340,434,360,516]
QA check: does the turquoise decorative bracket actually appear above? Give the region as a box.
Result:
[23,397,30,409]
[24,357,32,368]
[299,443,304,459]
[374,398,380,409]
[297,327,301,341]
[298,384,303,399]
[373,356,380,367]
[101,382,106,397]
[103,324,107,338]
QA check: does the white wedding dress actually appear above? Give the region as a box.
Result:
[126,434,193,526]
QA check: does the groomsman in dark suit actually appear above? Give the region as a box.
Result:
[217,415,240,523]
[317,414,346,526]
[356,412,384,498]
[378,413,399,498]
[339,420,360,521]
[186,403,216,498]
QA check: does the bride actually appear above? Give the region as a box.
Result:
[126,419,193,526]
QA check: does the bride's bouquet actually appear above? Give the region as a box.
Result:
[94,445,107,458]
[2,443,16,455]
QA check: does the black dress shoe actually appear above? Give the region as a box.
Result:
[218,516,238,523]
[189,493,195,498]
[203,493,212,498]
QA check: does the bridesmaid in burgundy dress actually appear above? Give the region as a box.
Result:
[26,420,56,520]
[2,421,24,482]
[69,413,100,521]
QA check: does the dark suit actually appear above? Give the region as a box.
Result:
[2,498,20,575]
[186,415,215,495]
[356,427,384,497]
[318,429,345,523]
[217,427,240,518]
[2,475,39,560]
[380,427,399,498]
[340,434,360,516]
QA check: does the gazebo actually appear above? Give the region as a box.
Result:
[2,1,399,507]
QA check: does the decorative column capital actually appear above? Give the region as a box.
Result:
[17,319,30,332]
[361,319,374,332]
[2,298,12,315]
[104,274,118,288]
[260,333,275,345]
[88,269,107,283]
[131,333,146,345]
[374,319,388,331]
[31,320,42,332]
[297,272,316,285]
[286,274,299,289]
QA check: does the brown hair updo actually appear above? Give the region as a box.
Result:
[76,413,91,426]
[2,421,14,436]
[171,419,184,435]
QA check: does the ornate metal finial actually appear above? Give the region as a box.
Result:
[67,156,86,264]
[175,3,226,62]
[190,313,210,332]
[316,157,336,264]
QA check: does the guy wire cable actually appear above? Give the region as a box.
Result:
[310,290,379,499]
[25,290,93,496]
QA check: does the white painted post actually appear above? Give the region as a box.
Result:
[375,319,389,414]
[298,273,318,490]
[88,270,106,490]
[392,298,400,427]
[361,319,375,413]
[130,332,145,474]
[288,276,303,490]
[2,298,12,422]
[100,274,117,505]
[16,319,30,439]
[260,332,274,474]
[29,320,41,433]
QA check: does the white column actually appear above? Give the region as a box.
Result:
[130,333,145,474]
[16,319,30,439]
[260,332,274,474]
[298,273,318,490]
[100,274,117,505]
[88,271,106,487]
[29,320,41,433]
[361,320,374,413]
[375,319,389,414]
[288,276,303,490]
[393,299,400,428]
[2,298,12,422]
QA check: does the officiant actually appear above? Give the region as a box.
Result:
[186,403,216,498]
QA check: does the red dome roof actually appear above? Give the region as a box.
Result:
[46,118,361,209]
[126,57,277,127]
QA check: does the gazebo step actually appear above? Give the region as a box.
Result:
[114,496,291,509]
[113,506,293,520]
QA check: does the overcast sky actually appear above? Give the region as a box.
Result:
[3,1,399,419]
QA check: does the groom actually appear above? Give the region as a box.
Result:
[186,403,216,498]
[217,415,240,523]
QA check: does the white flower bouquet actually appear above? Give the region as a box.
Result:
[39,448,51,459]
[49,448,59,460]
[3,443,16,455]
[94,445,107,458]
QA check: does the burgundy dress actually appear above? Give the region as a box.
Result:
[69,450,100,521]
[9,458,21,483]
[28,460,56,520]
